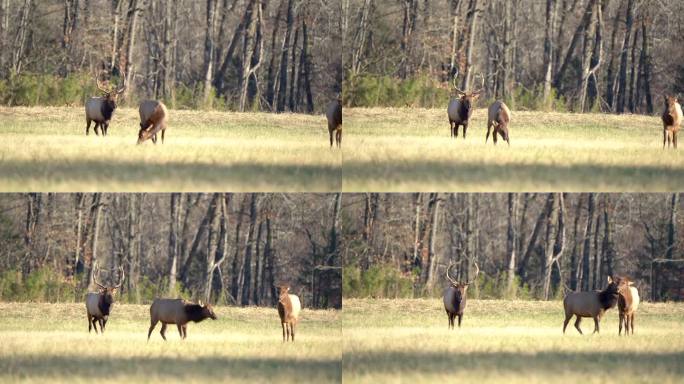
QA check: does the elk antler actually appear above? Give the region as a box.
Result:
[114,266,125,288]
[465,262,480,286]
[471,72,485,95]
[115,72,127,95]
[445,263,459,285]
[95,72,110,94]
[92,262,106,289]
[452,68,466,95]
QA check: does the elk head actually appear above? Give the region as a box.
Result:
[446,261,479,296]
[95,72,126,111]
[197,300,218,320]
[452,69,484,118]
[93,262,124,313]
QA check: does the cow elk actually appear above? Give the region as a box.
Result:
[277,285,301,342]
[326,98,342,148]
[662,95,682,149]
[85,263,124,334]
[85,72,126,136]
[137,100,168,145]
[147,298,217,341]
[618,278,640,335]
[447,71,484,139]
[486,100,511,145]
[562,276,627,335]
[443,261,479,329]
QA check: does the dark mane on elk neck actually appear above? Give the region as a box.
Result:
[100,97,116,120]
[98,292,113,315]
[184,304,208,322]
[598,285,620,310]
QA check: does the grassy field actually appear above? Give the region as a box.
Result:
[0,302,341,383]
[344,107,684,191]
[0,106,340,192]
[343,298,684,383]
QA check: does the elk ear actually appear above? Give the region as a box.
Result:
[111,288,118,295]
[607,276,613,284]
[198,300,204,307]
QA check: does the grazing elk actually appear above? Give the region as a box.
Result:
[326,98,342,148]
[562,276,627,335]
[85,73,126,136]
[486,100,511,145]
[85,263,124,334]
[618,278,640,336]
[277,285,301,342]
[447,72,484,139]
[147,298,217,341]
[662,95,682,149]
[443,261,479,329]
[137,100,168,145]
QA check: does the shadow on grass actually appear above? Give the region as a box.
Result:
[0,159,341,192]
[343,350,684,376]
[342,160,684,191]
[2,355,341,382]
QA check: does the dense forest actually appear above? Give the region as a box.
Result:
[343,0,684,112]
[0,193,342,308]
[342,193,683,301]
[0,0,341,112]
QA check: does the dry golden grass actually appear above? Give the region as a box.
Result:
[343,298,684,383]
[0,106,341,192]
[344,107,684,191]
[0,302,341,383]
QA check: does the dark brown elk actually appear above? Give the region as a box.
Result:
[447,72,483,139]
[147,298,217,341]
[137,100,168,145]
[443,261,479,329]
[562,276,627,335]
[326,99,342,148]
[618,278,640,335]
[662,95,682,149]
[85,263,124,334]
[277,285,302,342]
[85,73,126,136]
[486,100,511,145]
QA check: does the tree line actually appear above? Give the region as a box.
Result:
[0,193,342,308]
[342,193,682,301]
[343,0,684,112]
[0,0,341,112]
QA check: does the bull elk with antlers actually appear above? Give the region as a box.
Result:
[447,71,484,140]
[443,261,479,329]
[85,263,124,334]
[85,72,126,136]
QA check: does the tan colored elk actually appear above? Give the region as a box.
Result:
[562,276,627,335]
[85,72,126,136]
[277,285,301,342]
[147,298,217,341]
[443,261,479,329]
[618,278,640,335]
[326,99,342,148]
[137,100,168,144]
[486,100,511,145]
[85,263,124,334]
[662,95,682,149]
[447,71,484,139]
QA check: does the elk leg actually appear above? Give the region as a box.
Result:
[630,314,635,335]
[88,314,92,333]
[177,324,184,339]
[500,128,510,146]
[86,119,92,135]
[619,313,624,335]
[161,128,166,144]
[336,129,342,147]
[147,319,158,341]
[485,123,492,144]
[463,122,468,139]
[291,322,296,342]
[674,132,678,149]
[102,122,107,136]
[92,318,99,334]
[101,318,107,333]
[457,314,463,328]
[454,123,459,138]
[592,317,600,334]
[329,129,334,147]
[281,322,286,342]
[574,316,583,334]
[183,325,188,339]
[160,323,167,341]
[562,313,572,334]
[493,128,498,145]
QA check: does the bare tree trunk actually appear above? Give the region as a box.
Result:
[203,0,218,105]
[461,0,478,90]
[542,0,556,102]
[276,0,294,112]
[241,194,258,305]
[506,193,518,297]
[88,194,104,289]
[616,0,635,114]
[667,194,679,260]
[167,193,181,294]
[581,193,596,291]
